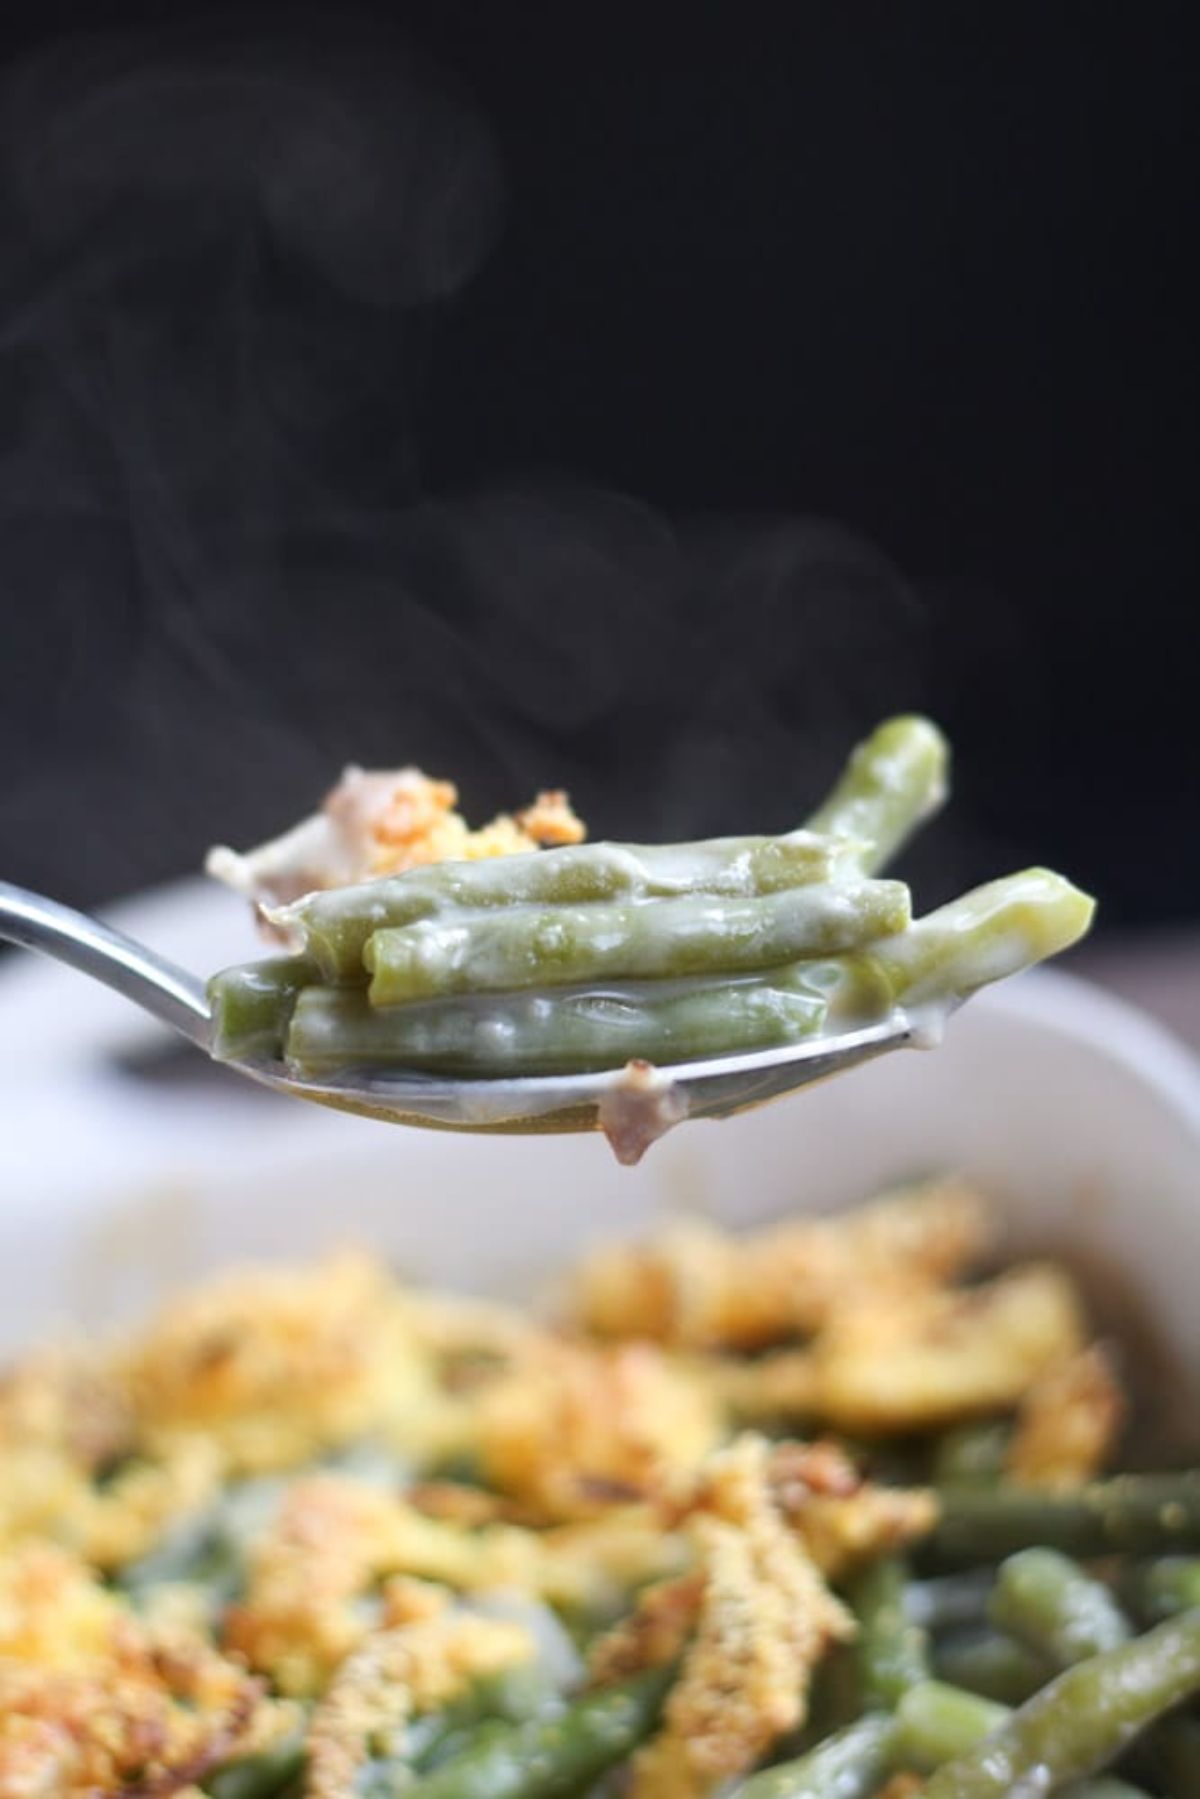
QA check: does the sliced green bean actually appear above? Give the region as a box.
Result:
[892,1681,1009,1769]
[848,1556,929,1711]
[282,834,844,980]
[1121,1557,1200,1626]
[208,956,317,1063]
[988,1548,1130,1669]
[364,880,910,1005]
[204,1734,305,1798]
[926,1473,1200,1567]
[805,714,949,872]
[893,1682,1151,1796]
[730,1714,895,1799]
[867,869,1096,1011]
[921,1609,1200,1796]
[933,1628,1049,1705]
[286,960,892,1079]
[403,1666,672,1799]
[932,1421,1013,1488]
[408,1665,560,1772]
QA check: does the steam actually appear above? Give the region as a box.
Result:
[0,15,954,909]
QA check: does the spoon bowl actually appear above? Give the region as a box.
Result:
[0,879,914,1150]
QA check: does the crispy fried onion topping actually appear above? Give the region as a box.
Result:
[590,1436,857,1798]
[571,1180,991,1349]
[305,1581,534,1799]
[0,1543,286,1799]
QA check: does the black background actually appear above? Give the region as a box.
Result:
[0,3,1193,930]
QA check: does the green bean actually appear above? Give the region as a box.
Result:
[805,714,949,872]
[921,1609,1200,1796]
[848,1556,929,1711]
[208,956,317,1063]
[402,1666,672,1799]
[933,1629,1049,1705]
[204,1734,306,1798]
[926,1473,1200,1567]
[1121,1557,1200,1626]
[408,1666,559,1771]
[283,835,843,980]
[892,1683,1152,1796]
[364,880,911,1005]
[867,869,1096,1011]
[932,1422,1013,1488]
[730,1714,895,1799]
[988,1548,1130,1669]
[891,1681,1009,1769]
[286,961,892,1079]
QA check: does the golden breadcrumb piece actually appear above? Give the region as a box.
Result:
[873,1778,926,1798]
[595,1436,853,1799]
[514,789,587,846]
[0,1542,291,1799]
[361,775,584,874]
[0,1542,123,1668]
[1007,1343,1126,1490]
[78,1435,226,1571]
[808,1264,1086,1435]
[121,1252,444,1476]
[0,1340,133,1473]
[588,1573,707,1686]
[478,1341,723,1521]
[763,1440,938,1579]
[0,1341,149,1558]
[206,766,586,910]
[224,1474,438,1697]
[306,1589,534,1799]
[571,1181,992,1350]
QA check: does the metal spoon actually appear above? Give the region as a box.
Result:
[0,880,914,1148]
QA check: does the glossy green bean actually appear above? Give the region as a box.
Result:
[208,956,317,1063]
[283,834,843,980]
[730,1715,895,1799]
[892,1683,1151,1796]
[403,1667,673,1799]
[364,880,910,1005]
[867,869,1095,1011]
[848,1556,929,1711]
[285,961,892,1079]
[804,714,949,872]
[921,1609,1200,1797]
[988,1548,1130,1669]
[891,1681,1009,1769]
[926,1473,1200,1567]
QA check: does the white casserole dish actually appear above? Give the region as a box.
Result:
[2,878,1200,1451]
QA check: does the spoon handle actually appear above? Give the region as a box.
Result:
[0,880,211,1048]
